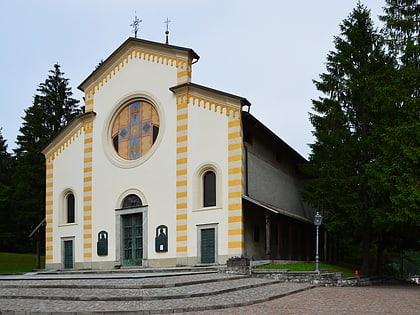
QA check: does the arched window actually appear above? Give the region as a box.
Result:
[122,194,142,208]
[66,193,75,224]
[203,171,216,207]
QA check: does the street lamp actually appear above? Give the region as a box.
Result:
[314,211,323,273]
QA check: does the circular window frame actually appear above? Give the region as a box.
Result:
[103,93,164,169]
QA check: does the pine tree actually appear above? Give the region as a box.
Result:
[0,129,14,251]
[12,64,81,252]
[15,63,81,156]
[302,3,397,275]
[368,0,420,230]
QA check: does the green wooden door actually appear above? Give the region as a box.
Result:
[201,228,215,263]
[63,240,73,269]
[122,213,143,266]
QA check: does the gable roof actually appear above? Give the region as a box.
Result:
[78,37,200,92]
[169,82,251,108]
[41,111,96,158]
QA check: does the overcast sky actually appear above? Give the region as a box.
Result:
[0,0,385,158]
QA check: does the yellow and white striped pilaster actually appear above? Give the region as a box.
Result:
[83,119,94,261]
[227,110,244,255]
[45,157,54,263]
[85,90,94,113]
[176,95,189,257]
[177,61,191,85]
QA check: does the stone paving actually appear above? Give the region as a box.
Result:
[186,285,420,315]
[0,270,418,314]
[0,271,312,314]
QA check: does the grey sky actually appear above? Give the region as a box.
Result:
[0,0,384,157]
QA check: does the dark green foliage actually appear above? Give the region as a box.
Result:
[15,63,82,156]
[304,1,420,275]
[302,3,405,275]
[0,130,14,251]
[363,0,420,261]
[368,0,420,232]
[7,64,82,253]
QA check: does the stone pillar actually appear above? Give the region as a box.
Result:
[288,224,293,260]
[277,222,282,259]
[265,213,271,259]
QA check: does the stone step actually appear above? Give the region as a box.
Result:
[0,282,313,314]
[0,277,279,301]
[38,265,220,276]
[0,272,314,314]
[0,273,245,289]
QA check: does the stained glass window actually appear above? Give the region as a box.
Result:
[112,100,159,160]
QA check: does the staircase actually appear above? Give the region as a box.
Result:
[0,271,313,314]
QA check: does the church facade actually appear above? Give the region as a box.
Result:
[42,37,316,270]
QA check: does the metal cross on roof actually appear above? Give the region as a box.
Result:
[164,17,171,44]
[130,14,142,38]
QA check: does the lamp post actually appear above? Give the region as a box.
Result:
[314,211,323,273]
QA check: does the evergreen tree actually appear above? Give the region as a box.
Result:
[15,63,82,155]
[0,129,14,251]
[302,3,397,275]
[366,0,420,246]
[12,64,81,252]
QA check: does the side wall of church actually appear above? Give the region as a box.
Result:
[246,137,311,221]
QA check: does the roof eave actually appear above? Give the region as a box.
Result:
[169,82,251,107]
[78,37,200,92]
[41,111,96,156]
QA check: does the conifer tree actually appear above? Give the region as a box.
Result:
[302,3,397,274]
[366,0,420,242]
[0,129,13,251]
[15,63,81,156]
[12,64,81,252]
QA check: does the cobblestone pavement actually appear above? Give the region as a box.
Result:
[0,271,418,314]
[0,272,311,314]
[185,285,420,315]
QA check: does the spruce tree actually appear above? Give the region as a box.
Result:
[351,1,420,273]
[0,129,13,251]
[15,63,81,155]
[12,64,81,252]
[367,0,420,237]
[302,3,397,274]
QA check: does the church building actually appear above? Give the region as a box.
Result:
[42,37,316,269]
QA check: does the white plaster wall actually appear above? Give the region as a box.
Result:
[51,52,235,266]
[89,57,179,263]
[50,132,85,265]
[186,103,230,259]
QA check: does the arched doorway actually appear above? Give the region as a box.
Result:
[116,194,146,266]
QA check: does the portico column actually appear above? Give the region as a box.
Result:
[265,213,271,259]
[277,222,282,260]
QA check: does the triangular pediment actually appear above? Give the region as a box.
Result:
[78,37,199,95]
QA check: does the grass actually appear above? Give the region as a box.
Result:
[257,262,355,278]
[0,252,45,274]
